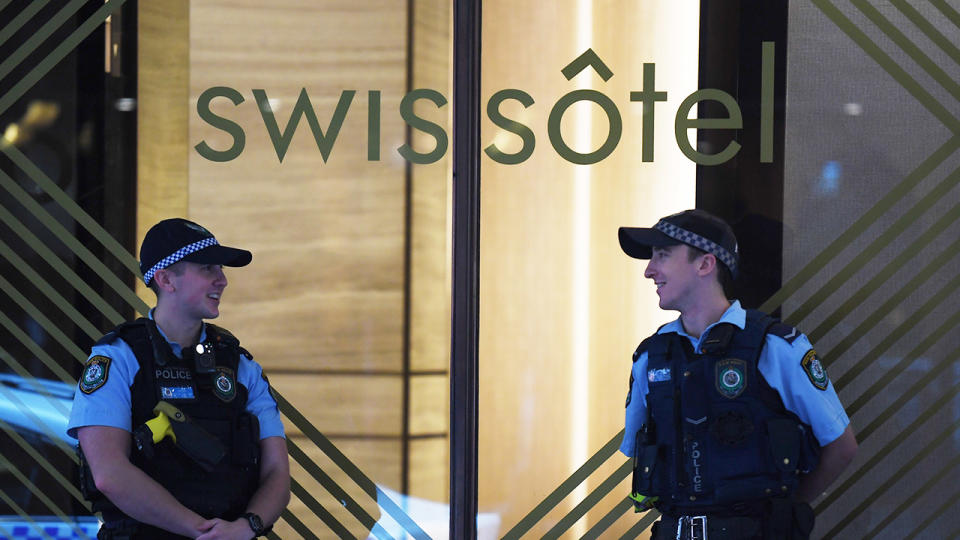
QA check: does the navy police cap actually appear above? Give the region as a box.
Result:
[140,218,252,285]
[618,209,739,278]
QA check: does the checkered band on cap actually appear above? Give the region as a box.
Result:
[654,220,738,276]
[142,238,219,284]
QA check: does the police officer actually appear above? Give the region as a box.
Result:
[618,209,857,540]
[67,218,290,539]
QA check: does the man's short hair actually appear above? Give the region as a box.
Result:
[147,261,186,295]
[686,245,735,297]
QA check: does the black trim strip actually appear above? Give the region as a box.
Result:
[451,0,481,537]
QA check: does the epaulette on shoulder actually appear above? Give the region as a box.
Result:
[94,319,147,347]
[767,321,802,344]
[206,323,239,346]
[632,334,658,363]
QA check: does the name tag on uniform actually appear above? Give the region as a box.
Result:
[648,368,671,383]
[160,386,196,399]
[157,365,198,401]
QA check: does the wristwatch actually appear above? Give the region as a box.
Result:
[241,512,271,537]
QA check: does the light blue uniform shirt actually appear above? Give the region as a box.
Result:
[67,314,284,440]
[621,301,849,457]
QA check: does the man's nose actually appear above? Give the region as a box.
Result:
[644,260,656,279]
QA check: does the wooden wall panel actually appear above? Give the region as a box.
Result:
[408,0,453,502]
[137,1,189,303]
[409,373,447,435]
[408,437,449,508]
[272,374,403,437]
[188,0,408,376]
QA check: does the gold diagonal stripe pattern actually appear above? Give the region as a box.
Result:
[0,417,85,504]
[929,0,960,29]
[853,347,960,443]
[852,0,960,101]
[846,306,960,418]
[860,451,960,538]
[274,392,429,539]
[760,136,959,314]
[0,201,123,324]
[811,0,960,132]
[815,389,958,513]
[580,497,634,540]
[502,430,624,539]
[0,235,101,340]
[818,353,960,526]
[0,308,74,383]
[0,454,91,540]
[833,268,960,391]
[290,478,351,538]
[806,193,960,344]
[821,425,960,537]
[0,1,48,49]
[542,460,632,539]
[618,511,658,540]
[905,487,960,539]
[892,0,960,66]
[814,233,960,361]
[837,274,960,408]
[0,487,56,540]
[0,384,74,459]
[784,165,960,326]
[277,508,316,539]
[0,346,71,418]
[1,143,142,277]
[286,438,382,536]
[0,0,127,116]
[0,271,87,363]
[0,0,86,83]
[0,168,149,316]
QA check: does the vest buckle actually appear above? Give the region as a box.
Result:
[675,515,707,540]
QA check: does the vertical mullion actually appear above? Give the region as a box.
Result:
[450,0,481,538]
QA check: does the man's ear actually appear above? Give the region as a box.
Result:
[697,253,718,277]
[152,268,176,293]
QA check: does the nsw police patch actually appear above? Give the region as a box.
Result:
[213,367,236,402]
[802,349,829,390]
[80,356,110,394]
[715,358,747,399]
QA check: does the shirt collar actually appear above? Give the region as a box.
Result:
[657,300,745,351]
[147,308,207,357]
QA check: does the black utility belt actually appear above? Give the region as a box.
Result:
[656,513,762,540]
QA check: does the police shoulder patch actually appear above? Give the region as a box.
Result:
[80,355,111,394]
[801,349,829,390]
[768,322,801,344]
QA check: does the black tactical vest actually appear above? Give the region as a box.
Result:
[631,310,820,514]
[88,318,261,524]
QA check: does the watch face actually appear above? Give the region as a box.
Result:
[247,513,264,533]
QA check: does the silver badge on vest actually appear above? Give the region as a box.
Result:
[213,367,237,402]
[715,358,747,399]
